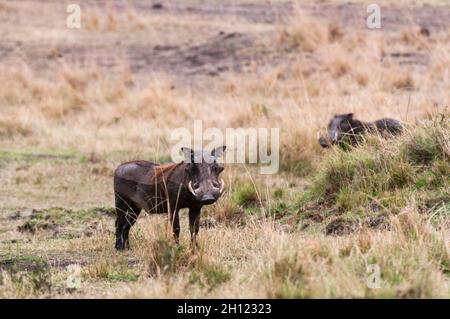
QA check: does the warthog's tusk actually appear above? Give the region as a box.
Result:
[317,131,321,139]
[188,181,196,196]
[219,179,225,193]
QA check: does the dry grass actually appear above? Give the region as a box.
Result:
[277,7,330,52]
[0,0,449,298]
[95,205,449,298]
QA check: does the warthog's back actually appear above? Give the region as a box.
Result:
[114,160,156,185]
[374,118,403,135]
[114,161,161,210]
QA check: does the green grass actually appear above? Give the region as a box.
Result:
[82,258,139,283]
[19,207,114,226]
[232,181,260,208]
[13,207,115,240]
[0,148,86,163]
[0,254,52,297]
[189,264,231,292]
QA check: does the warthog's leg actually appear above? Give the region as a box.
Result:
[122,210,141,249]
[189,207,201,248]
[115,195,140,250]
[169,209,180,244]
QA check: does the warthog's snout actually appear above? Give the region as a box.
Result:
[188,179,225,205]
[318,136,330,148]
[200,193,216,205]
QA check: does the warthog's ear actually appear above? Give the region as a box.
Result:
[181,147,194,163]
[211,145,226,158]
[345,113,354,119]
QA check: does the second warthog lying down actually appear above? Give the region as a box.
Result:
[113,146,226,250]
[318,113,403,148]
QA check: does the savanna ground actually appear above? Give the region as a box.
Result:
[0,0,449,298]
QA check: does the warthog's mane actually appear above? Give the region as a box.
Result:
[151,162,184,183]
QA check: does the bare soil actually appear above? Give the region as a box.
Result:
[1,1,449,80]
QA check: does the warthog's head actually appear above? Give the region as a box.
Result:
[182,146,226,205]
[319,113,360,148]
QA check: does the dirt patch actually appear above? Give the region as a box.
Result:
[2,2,449,82]
[364,215,389,230]
[48,257,89,269]
[303,211,325,223]
[131,1,450,31]
[15,207,115,238]
[142,1,290,24]
[8,210,22,220]
[1,31,258,80]
[127,31,256,76]
[26,206,115,219]
[325,218,356,236]
[309,3,450,34]
[17,220,59,234]
[0,255,49,273]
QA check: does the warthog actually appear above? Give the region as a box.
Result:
[318,113,403,148]
[113,146,226,250]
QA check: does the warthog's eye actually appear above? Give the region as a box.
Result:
[186,163,199,174]
[212,181,220,188]
[214,164,224,173]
